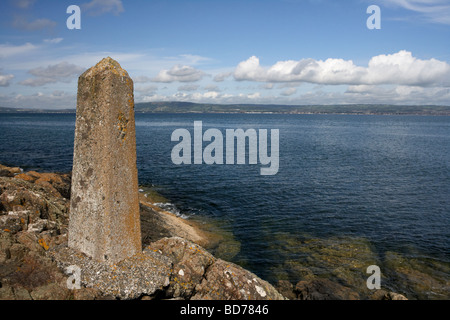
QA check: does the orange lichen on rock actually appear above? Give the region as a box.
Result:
[38,238,49,251]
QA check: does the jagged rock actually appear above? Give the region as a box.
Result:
[385,292,408,300]
[0,215,23,234]
[12,286,32,300]
[146,237,215,299]
[71,287,103,300]
[30,282,71,300]
[0,164,21,178]
[192,259,285,300]
[369,289,409,300]
[276,280,297,300]
[0,231,14,263]
[0,284,15,300]
[295,278,360,300]
[0,175,70,234]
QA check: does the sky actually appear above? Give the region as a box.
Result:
[0,0,449,109]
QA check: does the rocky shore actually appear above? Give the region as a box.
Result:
[0,163,407,300]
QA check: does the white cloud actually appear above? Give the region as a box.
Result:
[83,0,124,16]
[262,83,275,89]
[133,76,152,83]
[13,0,36,9]
[280,88,297,96]
[244,92,261,100]
[135,85,158,94]
[213,71,233,82]
[0,72,14,87]
[178,84,200,91]
[20,62,85,87]
[380,0,450,24]
[0,91,76,110]
[0,43,37,59]
[12,16,57,31]
[233,51,450,87]
[152,65,206,83]
[204,85,220,92]
[43,38,64,44]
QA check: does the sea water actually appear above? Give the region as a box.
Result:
[1,112,448,299]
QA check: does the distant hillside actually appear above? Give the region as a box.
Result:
[1,103,450,115]
[0,107,75,114]
[135,102,450,115]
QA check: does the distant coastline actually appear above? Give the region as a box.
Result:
[1,102,450,116]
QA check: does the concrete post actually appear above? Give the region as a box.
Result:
[69,57,141,263]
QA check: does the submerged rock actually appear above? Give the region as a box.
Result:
[295,278,360,300]
[383,251,449,300]
[268,234,380,298]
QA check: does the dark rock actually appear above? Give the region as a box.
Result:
[71,287,103,300]
[146,237,215,299]
[0,175,70,235]
[30,282,71,300]
[192,259,285,300]
[0,284,15,300]
[140,204,172,246]
[0,164,21,178]
[385,292,408,300]
[295,278,360,300]
[276,280,297,300]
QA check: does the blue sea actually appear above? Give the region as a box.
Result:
[0,112,449,299]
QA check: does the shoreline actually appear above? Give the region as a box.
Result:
[2,110,450,116]
[139,192,215,248]
[4,162,445,300]
[0,163,286,300]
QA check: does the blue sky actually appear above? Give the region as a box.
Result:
[0,0,449,109]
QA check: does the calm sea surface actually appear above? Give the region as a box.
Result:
[1,113,449,299]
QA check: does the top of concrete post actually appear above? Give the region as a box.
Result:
[81,57,129,79]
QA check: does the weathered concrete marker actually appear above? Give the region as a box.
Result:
[69,57,141,263]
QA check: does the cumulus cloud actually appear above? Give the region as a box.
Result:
[13,0,36,9]
[380,0,450,24]
[0,72,14,87]
[133,76,152,83]
[0,91,76,110]
[234,51,450,87]
[12,16,57,31]
[20,62,85,87]
[43,38,63,44]
[152,65,206,83]
[280,88,297,96]
[204,85,220,92]
[213,71,233,82]
[138,90,267,104]
[262,83,275,89]
[0,43,37,59]
[348,85,450,104]
[178,84,200,91]
[83,0,124,16]
[135,85,158,95]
